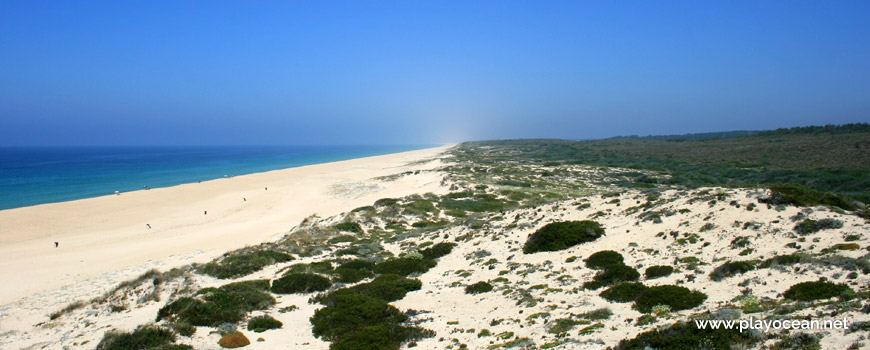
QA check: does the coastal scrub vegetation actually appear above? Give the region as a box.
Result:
[271,273,332,294]
[633,285,707,313]
[156,280,274,326]
[198,248,293,279]
[782,281,854,301]
[96,325,190,350]
[523,220,605,254]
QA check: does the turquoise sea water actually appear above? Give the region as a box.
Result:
[0,145,434,210]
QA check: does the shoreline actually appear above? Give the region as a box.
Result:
[0,145,452,307]
[0,144,439,211]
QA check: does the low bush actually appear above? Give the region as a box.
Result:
[332,267,374,283]
[310,294,430,349]
[218,332,250,348]
[709,260,757,281]
[585,250,624,269]
[615,320,758,350]
[247,316,283,332]
[592,265,640,286]
[338,259,375,271]
[644,266,674,279]
[783,281,854,301]
[272,273,332,294]
[335,222,364,234]
[758,254,804,268]
[157,280,275,326]
[794,218,844,235]
[600,283,648,302]
[420,242,457,259]
[763,184,855,210]
[199,250,294,279]
[523,220,605,254]
[634,285,707,313]
[373,257,437,276]
[465,281,494,294]
[322,274,422,303]
[96,325,177,350]
[282,261,334,274]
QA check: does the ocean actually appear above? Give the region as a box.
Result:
[0,145,434,210]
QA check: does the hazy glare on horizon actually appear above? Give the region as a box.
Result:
[1,1,869,146]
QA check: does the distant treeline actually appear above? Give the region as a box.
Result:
[608,123,870,141]
[609,130,758,141]
[755,123,870,136]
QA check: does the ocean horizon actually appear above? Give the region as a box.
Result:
[0,144,436,210]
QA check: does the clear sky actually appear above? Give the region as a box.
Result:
[1,1,868,146]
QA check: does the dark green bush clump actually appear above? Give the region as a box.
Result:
[783,281,854,301]
[96,325,178,350]
[465,281,494,294]
[272,273,333,294]
[793,218,842,235]
[199,250,293,279]
[758,254,804,268]
[248,316,283,332]
[311,294,430,349]
[338,259,375,271]
[523,220,605,254]
[615,321,758,350]
[439,193,512,212]
[322,274,422,303]
[332,267,374,283]
[157,280,275,326]
[600,283,648,302]
[634,285,707,313]
[588,265,640,289]
[644,266,674,279]
[373,257,437,276]
[335,222,364,234]
[709,260,757,281]
[420,242,457,259]
[764,184,855,210]
[585,250,624,269]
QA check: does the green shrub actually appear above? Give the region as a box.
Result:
[96,325,176,350]
[199,250,294,279]
[709,260,757,281]
[272,273,332,294]
[585,250,624,269]
[373,257,437,276]
[311,294,408,341]
[634,285,707,313]
[374,198,398,207]
[758,254,804,268]
[283,261,334,274]
[783,281,854,301]
[332,267,374,283]
[338,259,375,271]
[247,316,283,332]
[439,194,511,212]
[600,283,648,302]
[322,274,422,303]
[157,280,275,326]
[166,322,195,337]
[420,242,457,259]
[615,320,758,350]
[335,222,364,234]
[764,184,855,210]
[644,266,674,279]
[794,218,844,235]
[547,318,584,334]
[590,265,640,287]
[523,220,605,254]
[465,281,494,294]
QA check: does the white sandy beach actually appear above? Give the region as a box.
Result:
[0,145,451,307]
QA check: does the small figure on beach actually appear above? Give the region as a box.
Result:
[198,179,201,183]
[146,224,151,229]
[243,198,246,202]
[54,241,58,248]
[114,190,120,195]
[204,210,207,215]
[265,187,268,191]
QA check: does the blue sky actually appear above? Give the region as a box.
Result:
[1,1,868,146]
